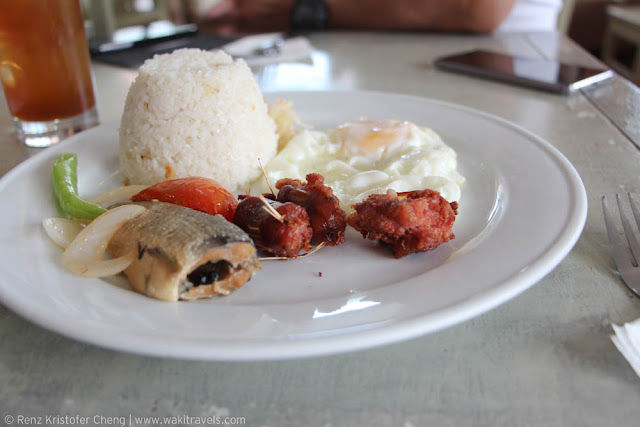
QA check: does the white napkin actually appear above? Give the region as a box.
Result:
[222,32,314,67]
[611,318,640,377]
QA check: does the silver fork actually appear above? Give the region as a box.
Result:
[253,38,285,57]
[602,193,640,297]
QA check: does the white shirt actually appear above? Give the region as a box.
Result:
[497,0,564,32]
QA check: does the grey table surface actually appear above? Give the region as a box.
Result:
[1,31,639,427]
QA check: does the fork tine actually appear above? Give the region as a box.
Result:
[627,192,640,232]
[617,194,640,266]
[602,196,634,273]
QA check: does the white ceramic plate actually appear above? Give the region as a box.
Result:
[0,91,586,360]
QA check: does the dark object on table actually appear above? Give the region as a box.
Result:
[90,30,237,68]
[434,49,613,94]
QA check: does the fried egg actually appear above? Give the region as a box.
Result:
[257,120,465,210]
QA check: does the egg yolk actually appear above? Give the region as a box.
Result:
[333,120,410,160]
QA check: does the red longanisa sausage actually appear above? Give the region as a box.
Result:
[276,173,346,246]
[233,196,312,257]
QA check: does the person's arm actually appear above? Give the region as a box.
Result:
[201,0,516,35]
[327,0,516,33]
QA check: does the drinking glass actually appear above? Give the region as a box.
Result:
[0,0,99,147]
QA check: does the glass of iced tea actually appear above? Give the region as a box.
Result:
[0,0,99,147]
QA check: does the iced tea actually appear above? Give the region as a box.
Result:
[0,0,97,144]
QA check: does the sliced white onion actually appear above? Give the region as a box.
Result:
[61,204,146,277]
[89,185,149,208]
[42,217,85,249]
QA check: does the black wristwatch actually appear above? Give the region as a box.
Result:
[291,0,330,31]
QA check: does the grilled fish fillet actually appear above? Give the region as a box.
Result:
[107,202,261,301]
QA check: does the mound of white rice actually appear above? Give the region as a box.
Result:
[119,48,278,192]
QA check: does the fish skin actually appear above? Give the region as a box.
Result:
[107,202,261,301]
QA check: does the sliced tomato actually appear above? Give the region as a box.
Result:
[131,177,238,221]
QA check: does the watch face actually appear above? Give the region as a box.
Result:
[291,0,328,31]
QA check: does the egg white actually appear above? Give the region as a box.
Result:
[255,120,465,211]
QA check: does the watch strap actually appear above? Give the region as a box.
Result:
[291,0,330,31]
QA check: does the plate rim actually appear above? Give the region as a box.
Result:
[0,89,587,360]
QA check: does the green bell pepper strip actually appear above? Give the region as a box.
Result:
[52,153,107,220]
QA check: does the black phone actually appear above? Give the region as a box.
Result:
[434,49,613,94]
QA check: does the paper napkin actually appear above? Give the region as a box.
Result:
[611,318,640,377]
[222,32,314,67]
